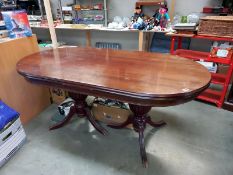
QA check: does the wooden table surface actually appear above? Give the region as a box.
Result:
[17,47,211,106]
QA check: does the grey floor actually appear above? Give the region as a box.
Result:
[1,101,233,175]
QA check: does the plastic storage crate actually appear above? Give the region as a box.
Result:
[0,101,26,167]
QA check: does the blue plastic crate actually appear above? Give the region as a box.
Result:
[0,101,19,131]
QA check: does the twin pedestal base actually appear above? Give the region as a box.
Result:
[50,93,166,167]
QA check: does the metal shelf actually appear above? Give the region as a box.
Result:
[211,73,226,86]
[59,0,107,26]
[175,49,232,64]
[197,89,222,106]
[170,34,233,108]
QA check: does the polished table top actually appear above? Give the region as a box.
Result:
[17,47,211,106]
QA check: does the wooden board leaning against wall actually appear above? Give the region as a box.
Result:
[0,35,51,124]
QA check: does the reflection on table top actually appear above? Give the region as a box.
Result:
[17,47,211,98]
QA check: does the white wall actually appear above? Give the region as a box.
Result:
[49,0,222,20]
[174,0,221,16]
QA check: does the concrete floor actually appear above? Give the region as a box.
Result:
[1,101,233,175]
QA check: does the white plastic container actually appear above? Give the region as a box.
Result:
[0,118,26,167]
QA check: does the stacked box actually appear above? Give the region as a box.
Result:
[0,101,26,167]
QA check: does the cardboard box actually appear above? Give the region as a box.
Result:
[92,103,133,129]
[49,88,68,104]
[0,118,21,147]
[0,118,26,168]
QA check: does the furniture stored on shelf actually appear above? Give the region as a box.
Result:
[0,35,50,124]
[169,34,233,108]
[17,47,211,167]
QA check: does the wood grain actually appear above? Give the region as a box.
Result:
[17,47,211,106]
[169,0,176,22]
[138,31,144,51]
[44,0,58,48]
[0,36,51,124]
[86,30,91,47]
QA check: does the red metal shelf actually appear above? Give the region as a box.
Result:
[175,49,232,64]
[176,49,209,60]
[211,73,226,86]
[171,35,233,108]
[207,56,231,65]
[197,89,222,106]
[194,35,233,42]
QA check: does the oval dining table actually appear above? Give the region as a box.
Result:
[17,47,211,167]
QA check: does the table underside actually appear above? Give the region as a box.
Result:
[50,91,166,167]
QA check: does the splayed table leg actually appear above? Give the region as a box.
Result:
[108,104,166,167]
[50,92,108,135]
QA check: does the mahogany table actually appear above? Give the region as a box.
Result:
[17,47,211,167]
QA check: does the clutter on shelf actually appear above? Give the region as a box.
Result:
[172,13,200,34]
[196,61,218,73]
[108,16,130,29]
[62,6,73,24]
[64,0,107,25]
[153,5,170,28]
[128,4,174,32]
[210,41,233,59]
[0,0,17,11]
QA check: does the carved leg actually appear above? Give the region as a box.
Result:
[129,105,166,167]
[107,104,166,167]
[50,92,108,135]
[139,129,147,168]
[130,104,151,167]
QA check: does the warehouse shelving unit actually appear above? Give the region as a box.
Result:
[58,0,107,26]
